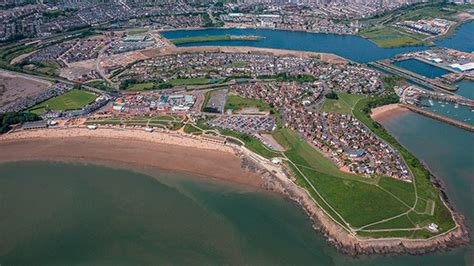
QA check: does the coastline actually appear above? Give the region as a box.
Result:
[370,103,410,121]
[0,128,263,188]
[0,127,469,256]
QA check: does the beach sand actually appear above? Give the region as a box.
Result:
[371,104,410,122]
[0,128,263,188]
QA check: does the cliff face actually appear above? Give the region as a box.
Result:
[260,165,470,256]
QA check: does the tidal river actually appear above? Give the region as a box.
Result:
[161,20,474,63]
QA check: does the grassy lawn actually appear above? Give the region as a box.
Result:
[184,124,202,134]
[127,28,148,35]
[320,93,366,114]
[225,94,272,112]
[352,96,456,234]
[230,61,248,67]
[362,214,415,230]
[360,26,427,48]
[85,115,184,130]
[272,127,443,234]
[168,78,210,86]
[29,89,97,114]
[300,166,410,228]
[220,129,281,159]
[127,82,156,91]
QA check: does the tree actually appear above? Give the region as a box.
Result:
[325,90,338,99]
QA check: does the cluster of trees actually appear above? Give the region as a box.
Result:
[325,90,338,99]
[202,107,219,113]
[0,112,40,133]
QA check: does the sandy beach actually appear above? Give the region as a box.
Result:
[370,103,410,122]
[0,128,263,188]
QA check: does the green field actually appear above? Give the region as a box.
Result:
[85,115,184,130]
[220,129,281,159]
[168,78,211,86]
[184,124,202,134]
[230,61,248,67]
[29,89,97,114]
[320,93,366,114]
[127,82,156,91]
[170,35,262,45]
[272,127,451,237]
[360,26,428,48]
[225,94,272,112]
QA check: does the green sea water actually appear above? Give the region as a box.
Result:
[0,161,340,265]
[0,155,471,265]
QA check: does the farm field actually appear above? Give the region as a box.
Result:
[29,89,96,114]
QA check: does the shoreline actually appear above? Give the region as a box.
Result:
[0,127,469,256]
[0,128,264,188]
[370,103,410,121]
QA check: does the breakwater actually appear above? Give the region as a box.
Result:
[402,104,474,132]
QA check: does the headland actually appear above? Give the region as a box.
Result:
[0,126,469,256]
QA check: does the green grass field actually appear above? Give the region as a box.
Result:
[220,129,281,159]
[168,78,210,86]
[184,124,202,134]
[29,89,97,114]
[270,125,455,237]
[225,94,272,112]
[320,93,366,114]
[85,115,184,130]
[127,82,156,91]
[351,96,456,235]
[360,26,428,48]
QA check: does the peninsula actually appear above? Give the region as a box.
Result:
[0,1,472,262]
